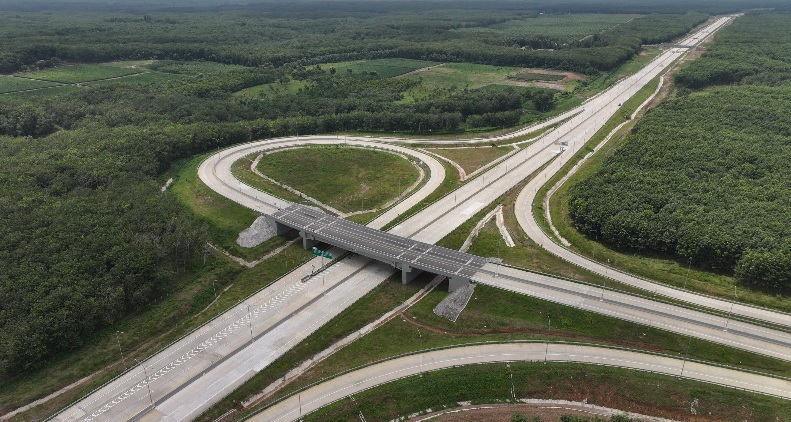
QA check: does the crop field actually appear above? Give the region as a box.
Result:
[86,71,187,87]
[321,58,438,78]
[0,76,58,93]
[233,79,308,99]
[18,64,144,83]
[458,13,640,42]
[145,60,253,75]
[401,63,523,96]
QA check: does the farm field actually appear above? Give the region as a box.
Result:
[457,13,640,42]
[401,63,525,91]
[17,63,144,83]
[320,58,439,78]
[0,76,58,93]
[145,60,252,74]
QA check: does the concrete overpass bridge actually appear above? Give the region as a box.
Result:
[269,204,487,291]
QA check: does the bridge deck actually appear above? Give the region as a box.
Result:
[271,204,487,279]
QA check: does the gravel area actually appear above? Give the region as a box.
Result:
[236,215,277,248]
[433,282,475,322]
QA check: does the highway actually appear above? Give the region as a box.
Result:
[53,15,789,422]
[249,343,791,422]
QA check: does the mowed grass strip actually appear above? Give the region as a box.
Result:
[428,146,512,174]
[256,147,419,213]
[0,76,59,93]
[18,64,143,83]
[301,362,789,421]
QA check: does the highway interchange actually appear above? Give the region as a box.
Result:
[52,14,791,422]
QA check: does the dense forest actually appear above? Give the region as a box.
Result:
[0,0,783,378]
[0,6,711,74]
[569,12,791,289]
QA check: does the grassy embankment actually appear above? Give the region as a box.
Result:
[303,361,790,421]
[227,279,791,421]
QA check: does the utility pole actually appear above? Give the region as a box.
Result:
[115,331,127,370]
[248,305,253,341]
[724,302,734,331]
[136,359,153,405]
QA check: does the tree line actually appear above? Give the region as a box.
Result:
[0,5,711,75]
[569,12,791,290]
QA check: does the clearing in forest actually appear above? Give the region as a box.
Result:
[456,13,640,43]
[320,58,439,78]
[17,63,145,84]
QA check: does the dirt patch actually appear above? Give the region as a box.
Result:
[197,195,213,202]
[502,80,566,91]
[513,68,585,81]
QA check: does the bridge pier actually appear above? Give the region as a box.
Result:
[299,230,319,250]
[401,265,423,285]
[268,218,293,236]
[448,276,471,292]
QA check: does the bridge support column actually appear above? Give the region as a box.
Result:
[448,276,471,293]
[267,217,293,236]
[300,230,319,250]
[401,266,423,285]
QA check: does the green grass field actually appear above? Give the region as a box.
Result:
[145,60,252,75]
[18,64,144,83]
[170,154,284,260]
[402,62,524,93]
[255,147,420,213]
[509,71,567,82]
[321,58,438,78]
[428,146,512,174]
[0,77,59,93]
[233,278,791,421]
[301,362,790,421]
[458,13,640,42]
[233,79,308,99]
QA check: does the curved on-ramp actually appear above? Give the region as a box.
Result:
[197,136,446,230]
[250,342,791,422]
